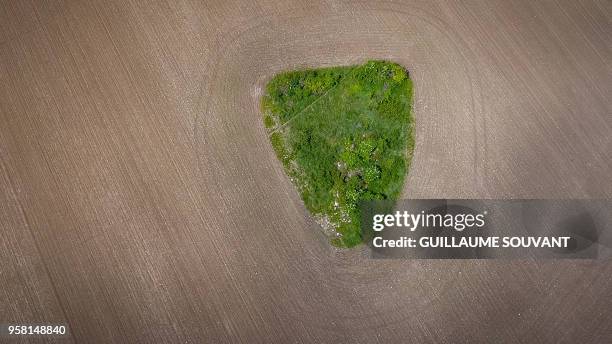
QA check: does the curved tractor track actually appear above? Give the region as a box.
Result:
[1,0,611,343]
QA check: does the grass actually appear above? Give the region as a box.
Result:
[261,60,414,247]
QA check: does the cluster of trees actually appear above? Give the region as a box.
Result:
[261,67,349,124]
[262,61,413,247]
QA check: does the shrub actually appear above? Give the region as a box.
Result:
[262,60,414,247]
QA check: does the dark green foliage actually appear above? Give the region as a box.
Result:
[261,67,350,124]
[262,60,414,247]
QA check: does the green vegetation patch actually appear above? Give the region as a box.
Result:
[262,60,414,247]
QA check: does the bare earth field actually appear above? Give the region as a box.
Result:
[1,0,611,343]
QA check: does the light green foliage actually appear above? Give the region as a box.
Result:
[263,114,275,129]
[262,60,414,247]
